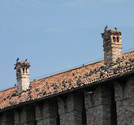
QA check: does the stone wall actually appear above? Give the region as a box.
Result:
[0,111,14,125]
[85,86,111,125]
[114,77,134,125]
[20,105,35,125]
[58,94,83,125]
[35,100,58,125]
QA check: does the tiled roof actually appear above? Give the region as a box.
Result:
[0,50,134,110]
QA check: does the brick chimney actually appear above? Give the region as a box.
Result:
[101,26,122,67]
[14,58,30,93]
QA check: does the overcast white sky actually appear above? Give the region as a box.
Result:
[0,0,134,90]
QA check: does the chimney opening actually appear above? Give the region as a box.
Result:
[26,68,27,73]
[113,37,115,42]
[117,37,119,42]
[23,68,25,74]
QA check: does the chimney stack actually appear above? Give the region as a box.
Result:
[101,26,122,67]
[14,58,30,93]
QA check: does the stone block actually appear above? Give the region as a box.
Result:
[85,86,111,125]
[58,94,83,125]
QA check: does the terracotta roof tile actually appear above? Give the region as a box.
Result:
[0,50,134,110]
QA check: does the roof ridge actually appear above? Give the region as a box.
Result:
[31,59,104,83]
[31,50,134,82]
[123,50,134,54]
[0,86,16,93]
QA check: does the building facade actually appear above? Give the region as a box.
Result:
[0,26,134,125]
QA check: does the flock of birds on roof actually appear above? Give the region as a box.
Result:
[1,57,134,107]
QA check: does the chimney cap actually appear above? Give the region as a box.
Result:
[14,59,30,69]
[101,26,121,37]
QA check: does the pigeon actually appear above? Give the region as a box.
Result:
[114,27,117,30]
[16,58,19,62]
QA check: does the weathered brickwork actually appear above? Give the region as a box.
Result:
[114,77,134,125]
[43,100,58,125]
[0,111,14,125]
[35,104,44,125]
[85,86,111,125]
[58,94,83,125]
[20,106,35,125]
[102,26,122,66]
[16,75,30,94]
[14,110,20,125]
[35,100,58,125]
[15,60,30,93]
[8,105,36,125]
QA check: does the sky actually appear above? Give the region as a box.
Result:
[0,0,134,90]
